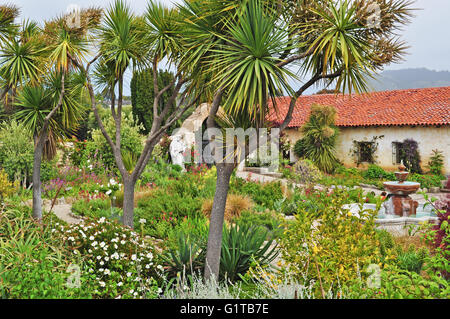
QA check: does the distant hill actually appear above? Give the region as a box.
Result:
[369,68,450,91]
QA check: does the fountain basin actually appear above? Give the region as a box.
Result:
[343,203,438,236]
[383,181,420,195]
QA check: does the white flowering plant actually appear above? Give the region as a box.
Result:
[55,217,164,299]
[99,179,122,198]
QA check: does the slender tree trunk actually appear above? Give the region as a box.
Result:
[122,177,135,228]
[32,132,47,221]
[204,162,235,281]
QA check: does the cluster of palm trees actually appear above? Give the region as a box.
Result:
[0,0,414,281]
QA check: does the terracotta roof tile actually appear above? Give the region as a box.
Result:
[267,86,450,128]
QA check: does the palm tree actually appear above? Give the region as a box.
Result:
[72,0,201,228]
[181,0,414,281]
[15,71,87,220]
[4,8,101,220]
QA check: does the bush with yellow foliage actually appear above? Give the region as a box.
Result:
[0,169,19,202]
[280,188,393,297]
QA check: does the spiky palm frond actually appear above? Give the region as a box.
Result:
[0,38,45,88]
[93,58,117,97]
[0,4,19,43]
[45,71,87,130]
[99,0,149,77]
[46,24,89,71]
[14,85,55,137]
[19,20,41,44]
[211,0,295,125]
[145,1,183,61]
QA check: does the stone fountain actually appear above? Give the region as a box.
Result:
[342,163,438,235]
[382,163,420,217]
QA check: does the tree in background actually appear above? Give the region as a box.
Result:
[298,104,339,173]
[70,0,201,228]
[130,68,174,134]
[0,6,101,220]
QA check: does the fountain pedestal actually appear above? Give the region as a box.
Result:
[388,194,419,216]
[383,164,420,217]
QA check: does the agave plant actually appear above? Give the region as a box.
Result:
[220,223,279,282]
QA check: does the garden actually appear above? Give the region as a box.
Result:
[0,0,449,301]
[1,125,449,298]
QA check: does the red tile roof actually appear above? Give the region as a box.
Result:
[268,86,450,128]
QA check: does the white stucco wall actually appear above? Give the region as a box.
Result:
[285,126,450,175]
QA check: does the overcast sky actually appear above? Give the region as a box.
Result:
[11,0,450,94]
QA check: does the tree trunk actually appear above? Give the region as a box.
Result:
[122,177,135,228]
[204,162,235,281]
[32,132,47,221]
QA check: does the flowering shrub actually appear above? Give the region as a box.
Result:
[280,189,390,297]
[293,159,323,184]
[43,178,67,198]
[55,217,163,298]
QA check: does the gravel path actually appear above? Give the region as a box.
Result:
[44,202,81,224]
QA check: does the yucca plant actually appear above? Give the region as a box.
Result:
[220,223,278,282]
[300,104,339,173]
[163,231,206,278]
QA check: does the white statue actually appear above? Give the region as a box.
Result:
[170,135,187,171]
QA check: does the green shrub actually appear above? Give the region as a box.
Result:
[363,165,395,180]
[0,120,34,185]
[230,178,284,210]
[292,159,322,184]
[71,198,111,218]
[408,173,443,189]
[89,114,144,171]
[346,265,449,299]
[281,191,387,297]
[427,149,445,176]
[137,189,202,224]
[40,157,60,182]
[395,246,427,274]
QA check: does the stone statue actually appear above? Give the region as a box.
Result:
[170,135,187,171]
